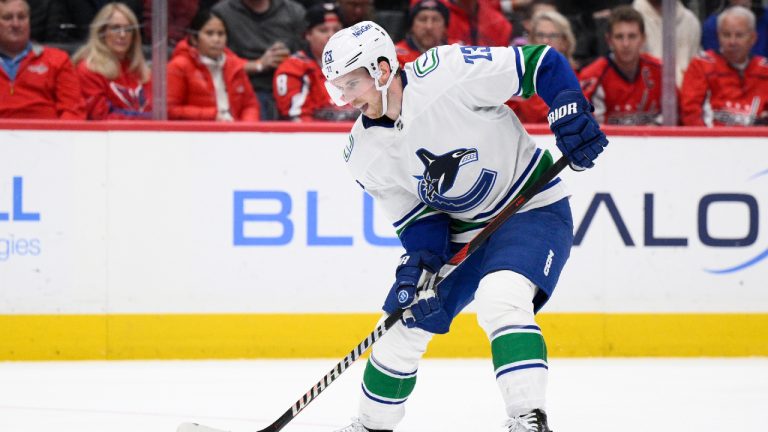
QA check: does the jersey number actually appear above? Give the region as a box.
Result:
[460,46,492,64]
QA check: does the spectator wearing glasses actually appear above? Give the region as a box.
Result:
[0,0,85,119]
[681,5,768,126]
[166,9,259,121]
[579,5,664,125]
[47,0,143,44]
[395,0,450,65]
[272,3,356,121]
[72,2,151,120]
[506,10,576,123]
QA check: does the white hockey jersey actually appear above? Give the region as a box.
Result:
[344,44,569,244]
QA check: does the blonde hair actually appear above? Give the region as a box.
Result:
[72,2,149,82]
[531,10,576,67]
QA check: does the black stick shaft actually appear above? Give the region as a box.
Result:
[256,155,569,432]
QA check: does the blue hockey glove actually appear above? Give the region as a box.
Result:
[402,286,451,333]
[548,89,609,171]
[382,250,445,315]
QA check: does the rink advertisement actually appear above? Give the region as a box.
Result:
[0,128,766,360]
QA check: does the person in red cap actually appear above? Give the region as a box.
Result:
[396,0,451,65]
[273,2,357,121]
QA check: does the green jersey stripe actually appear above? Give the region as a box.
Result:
[362,359,417,401]
[519,45,549,98]
[395,207,440,236]
[491,331,548,371]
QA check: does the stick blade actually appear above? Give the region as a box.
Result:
[177,423,230,432]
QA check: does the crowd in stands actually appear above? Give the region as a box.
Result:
[1,0,767,126]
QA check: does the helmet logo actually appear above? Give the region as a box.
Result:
[324,50,334,65]
[351,23,373,37]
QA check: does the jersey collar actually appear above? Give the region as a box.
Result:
[361,70,408,129]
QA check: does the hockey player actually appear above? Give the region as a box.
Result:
[322,22,608,432]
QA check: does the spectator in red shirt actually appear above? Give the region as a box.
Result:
[72,2,152,120]
[167,9,259,121]
[506,9,576,123]
[579,5,664,125]
[434,0,512,47]
[273,3,356,121]
[395,0,450,65]
[0,0,84,119]
[681,5,768,126]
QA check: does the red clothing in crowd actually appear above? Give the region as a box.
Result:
[681,50,768,126]
[273,50,357,121]
[395,37,423,66]
[442,0,511,47]
[506,95,549,124]
[167,39,259,121]
[0,44,85,119]
[579,53,664,125]
[76,60,152,120]
[143,0,200,47]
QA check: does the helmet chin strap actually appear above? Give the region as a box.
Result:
[373,67,397,117]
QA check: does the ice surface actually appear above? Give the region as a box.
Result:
[0,358,766,432]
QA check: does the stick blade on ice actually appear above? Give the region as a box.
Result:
[177,423,230,432]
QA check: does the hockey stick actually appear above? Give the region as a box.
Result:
[178,155,570,432]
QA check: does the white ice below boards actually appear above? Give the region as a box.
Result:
[1,358,766,432]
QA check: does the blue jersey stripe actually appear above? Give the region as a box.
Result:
[361,384,408,405]
[371,355,418,377]
[495,362,548,379]
[393,202,427,228]
[514,46,524,97]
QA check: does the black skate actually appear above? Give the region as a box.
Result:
[504,409,552,432]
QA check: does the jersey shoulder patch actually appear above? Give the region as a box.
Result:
[412,47,440,78]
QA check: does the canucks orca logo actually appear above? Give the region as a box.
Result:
[414,148,497,213]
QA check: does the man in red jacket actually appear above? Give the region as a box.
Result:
[437,0,511,47]
[0,0,85,119]
[273,3,356,121]
[579,5,664,125]
[681,5,768,126]
[395,0,450,66]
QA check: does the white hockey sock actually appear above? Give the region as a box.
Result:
[358,318,432,430]
[475,270,548,417]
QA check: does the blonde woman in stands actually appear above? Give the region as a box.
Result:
[507,10,577,123]
[72,2,151,120]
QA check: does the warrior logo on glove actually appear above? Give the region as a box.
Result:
[547,102,577,125]
[397,290,410,304]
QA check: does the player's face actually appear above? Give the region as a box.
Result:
[306,18,343,59]
[607,22,644,67]
[195,16,227,59]
[327,68,380,116]
[411,10,446,51]
[718,14,756,65]
[102,10,136,60]
[0,0,30,54]
[532,20,568,55]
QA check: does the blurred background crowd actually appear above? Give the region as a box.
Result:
[1,0,766,126]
